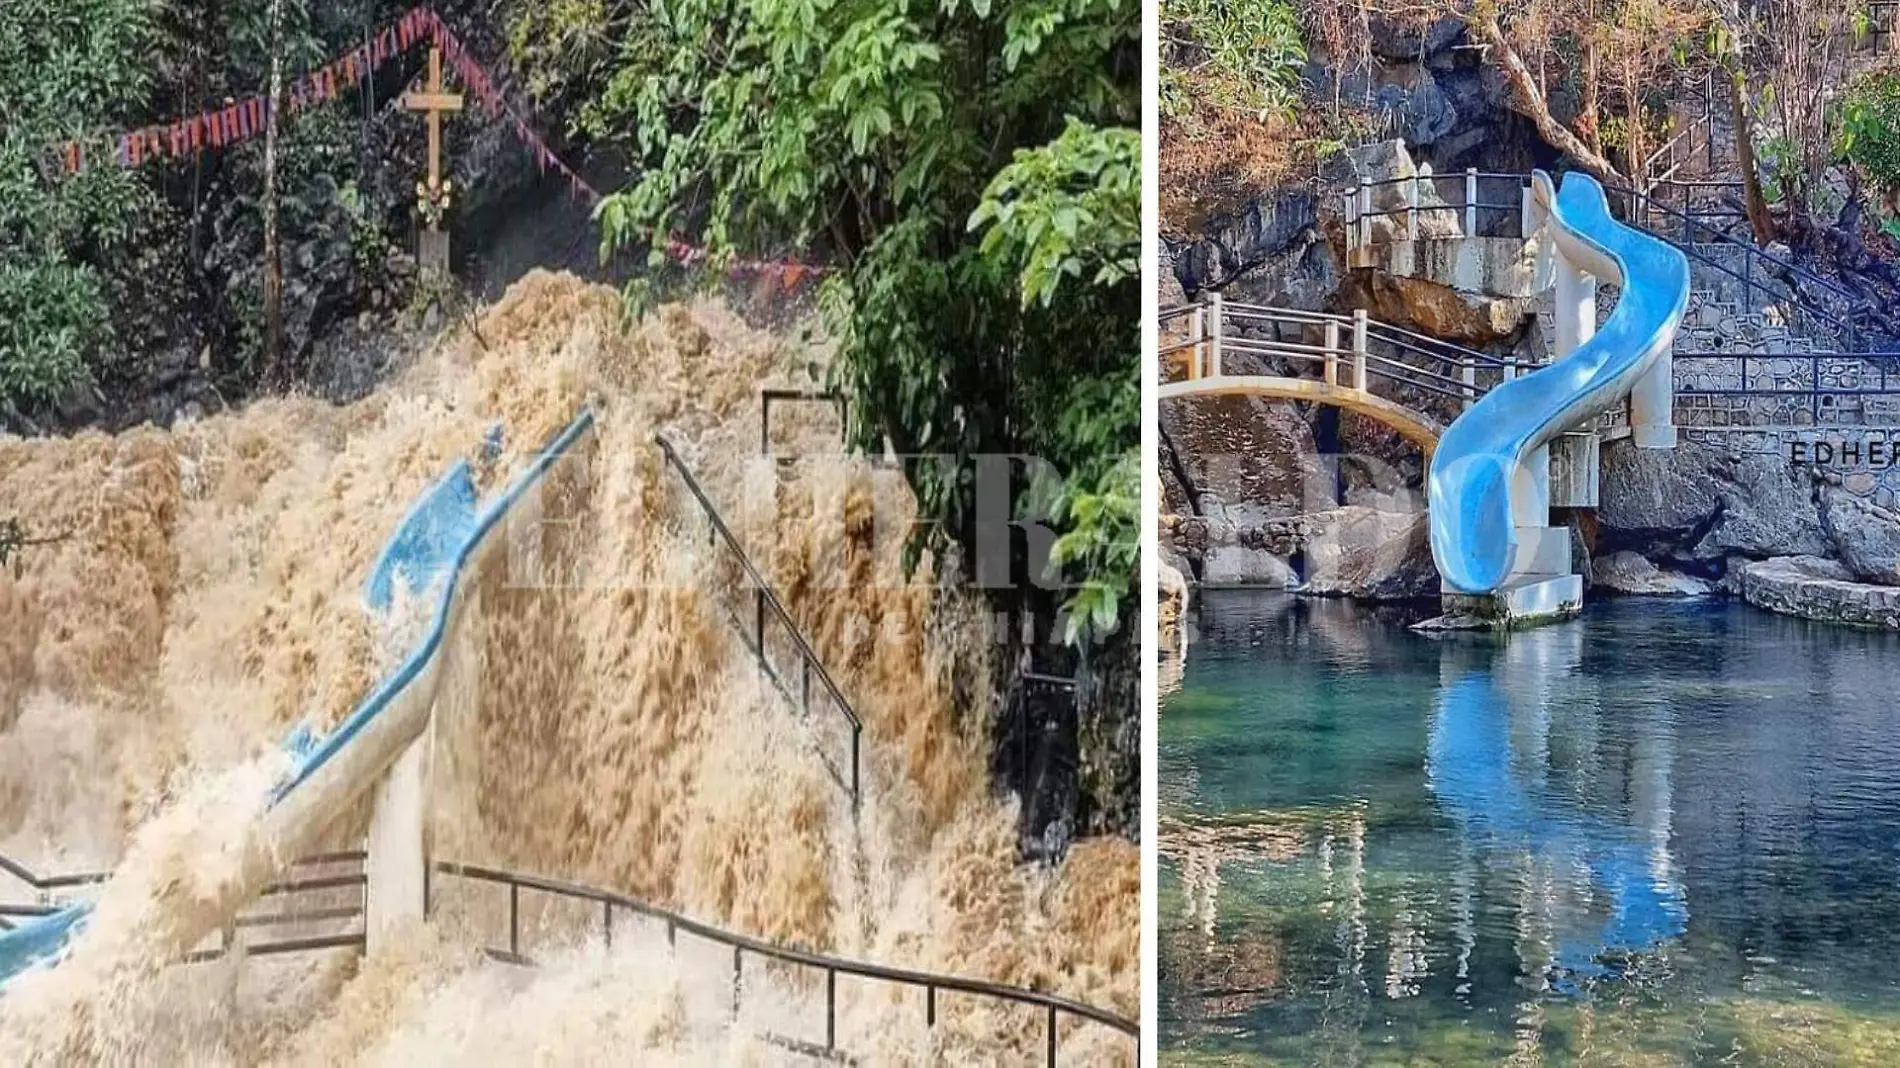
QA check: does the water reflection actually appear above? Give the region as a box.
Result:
[1427,627,1687,986]
[1160,591,1900,1062]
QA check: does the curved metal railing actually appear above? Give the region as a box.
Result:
[1159,298,1528,410]
[653,433,864,809]
[430,859,1137,1065]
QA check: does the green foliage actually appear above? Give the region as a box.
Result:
[0,262,109,408]
[1159,0,1306,123]
[969,119,1138,308]
[0,0,161,411]
[573,0,1139,641]
[1043,451,1137,644]
[1839,70,1900,195]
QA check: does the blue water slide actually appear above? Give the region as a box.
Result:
[0,408,597,988]
[1428,171,1690,593]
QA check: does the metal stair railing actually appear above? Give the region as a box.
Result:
[430,859,1137,1065]
[1,850,368,962]
[1609,183,1876,352]
[653,432,864,810]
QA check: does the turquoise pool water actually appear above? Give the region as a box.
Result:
[1160,592,1900,1065]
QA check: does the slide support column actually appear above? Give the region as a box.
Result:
[366,733,428,952]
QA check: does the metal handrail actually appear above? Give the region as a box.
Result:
[653,433,864,809]
[759,388,846,456]
[1,851,367,955]
[431,859,1137,1064]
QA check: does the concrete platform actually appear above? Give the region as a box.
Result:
[1416,574,1584,631]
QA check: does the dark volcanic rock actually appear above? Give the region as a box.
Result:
[1166,191,1318,293]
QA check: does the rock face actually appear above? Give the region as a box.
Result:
[1592,550,1716,596]
[1166,191,1320,293]
[1819,485,1900,586]
[1598,441,1831,562]
[1739,556,1900,628]
[1302,507,1439,600]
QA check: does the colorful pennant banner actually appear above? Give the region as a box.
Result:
[54,5,827,281]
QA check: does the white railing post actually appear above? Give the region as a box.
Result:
[1465,168,1478,236]
[1208,291,1224,377]
[1188,302,1205,380]
[1407,173,1420,236]
[1351,309,1369,391]
[1324,319,1340,386]
[1461,359,1476,411]
[1521,181,1534,237]
[1358,185,1372,247]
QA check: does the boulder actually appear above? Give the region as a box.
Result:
[1302,506,1439,600]
[1591,550,1716,596]
[1203,545,1298,587]
[1334,269,1530,345]
[1597,441,1830,561]
[1819,484,1900,586]
[1159,561,1192,649]
[1373,68,1459,147]
[1738,556,1900,628]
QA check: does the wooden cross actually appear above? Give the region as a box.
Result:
[401,46,463,213]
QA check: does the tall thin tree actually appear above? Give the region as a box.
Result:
[261,0,286,384]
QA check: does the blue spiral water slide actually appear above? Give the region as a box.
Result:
[0,409,597,989]
[1428,171,1690,593]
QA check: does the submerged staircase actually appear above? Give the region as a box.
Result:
[0,392,1138,1064]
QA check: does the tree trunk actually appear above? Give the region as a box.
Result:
[1726,65,1776,246]
[261,0,286,385]
[1470,12,1625,185]
[1581,29,1602,156]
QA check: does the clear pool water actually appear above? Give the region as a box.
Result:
[1160,591,1900,1065]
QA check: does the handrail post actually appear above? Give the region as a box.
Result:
[509,882,519,957]
[826,968,837,1050]
[1351,309,1369,391]
[1047,1004,1059,1067]
[1461,358,1476,411]
[1208,291,1224,377]
[1323,320,1340,386]
[1188,302,1205,380]
[1407,172,1420,236]
[1465,168,1478,236]
[1357,184,1371,247]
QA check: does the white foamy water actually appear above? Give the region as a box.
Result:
[0,273,1135,1064]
